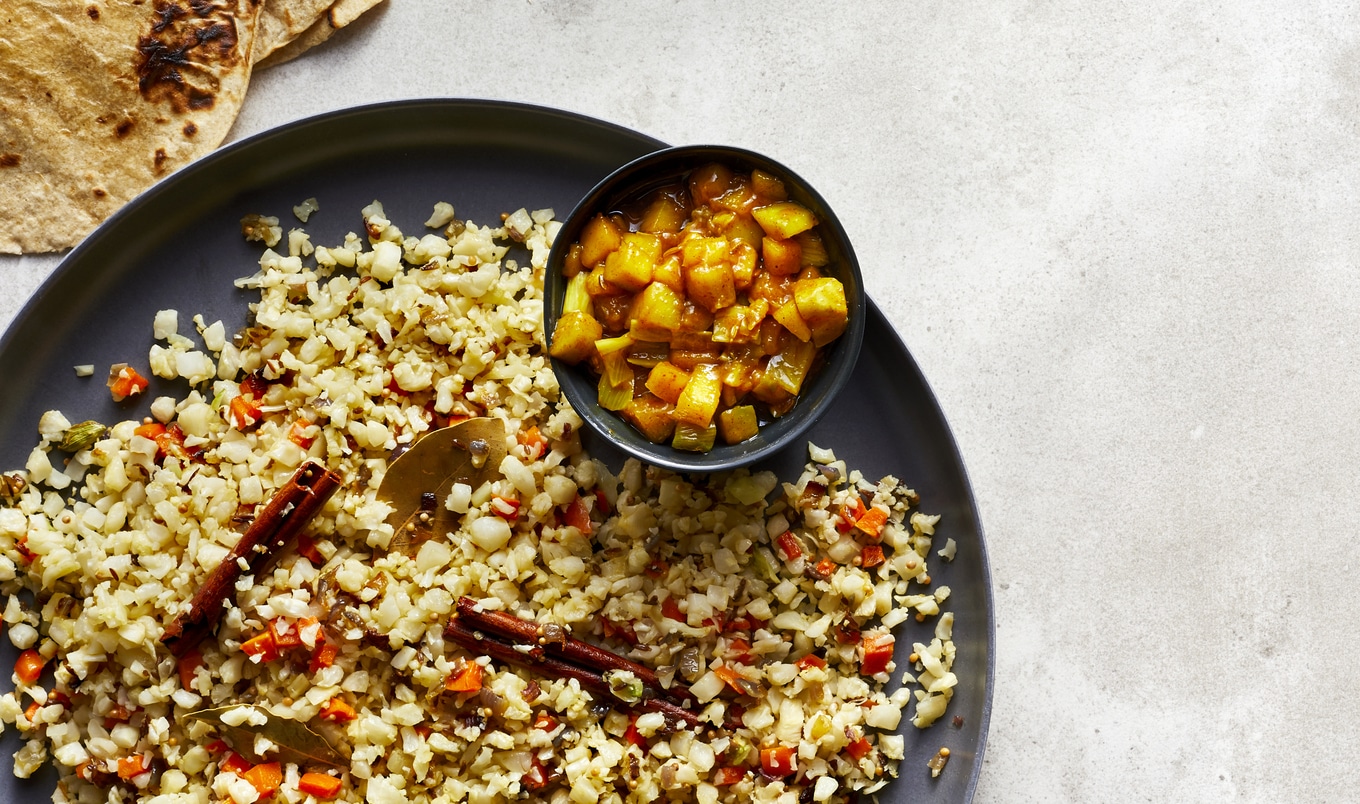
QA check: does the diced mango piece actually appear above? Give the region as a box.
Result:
[653,254,685,294]
[604,232,661,292]
[721,213,766,251]
[640,192,689,233]
[623,394,677,443]
[772,301,812,342]
[750,170,789,204]
[752,202,818,240]
[793,277,849,347]
[762,236,802,276]
[689,163,735,206]
[550,312,602,364]
[673,363,722,427]
[646,361,691,405]
[718,405,759,444]
[732,242,757,291]
[629,282,685,341]
[749,270,794,308]
[579,214,622,268]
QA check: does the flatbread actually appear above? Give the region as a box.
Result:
[257,0,383,69]
[251,0,335,64]
[0,0,263,254]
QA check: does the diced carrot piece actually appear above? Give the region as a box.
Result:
[309,642,339,674]
[444,661,483,693]
[759,745,796,777]
[243,761,282,796]
[24,701,40,722]
[855,507,889,539]
[517,426,548,460]
[269,618,301,649]
[15,649,45,684]
[295,533,325,565]
[133,422,167,440]
[178,650,204,691]
[298,772,343,799]
[219,751,252,776]
[116,754,150,780]
[241,632,279,662]
[714,765,746,785]
[808,558,836,580]
[533,711,559,731]
[287,419,316,449]
[319,698,356,723]
[109,365,149,402]
[860,544,886,569]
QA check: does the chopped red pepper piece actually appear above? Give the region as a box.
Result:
[855,507,889,539]
[219,751,252,776]
[296,532,325,565]
[227,395,263,430]
[714,765,747,785]
[623,715,647,748]
[177,650,204,691]
[269,618,301,650]
[241,632,280,663]
[644,557,669,578]
[859,544,885,569]
[846,735,874,760]
[774,531,803,561]
[727,638,754,665]
[808,557,836,580]
[795,653,826,671]
[759,745,796,778]
[491,495,521,521]
[287,419,316,449]
[309,642,339,674]
[661,596,684,622]
[562,496,592,535]
[533,711,559,731]
[859,632,896,676]
[319,698,356,723]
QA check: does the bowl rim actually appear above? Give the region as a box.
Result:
[543,143,867,473]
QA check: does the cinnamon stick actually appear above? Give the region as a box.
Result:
[161,461,342,657]
[445,619,703,731]
[454,597,697,705]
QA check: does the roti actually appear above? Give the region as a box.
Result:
[251,0,336,64]
[0,0,263,254]
[256,0,384,69]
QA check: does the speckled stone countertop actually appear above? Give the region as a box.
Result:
[3,3,1357,801]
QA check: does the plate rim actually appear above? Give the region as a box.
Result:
[1,97,993,802]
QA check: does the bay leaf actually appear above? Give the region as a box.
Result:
[379,417,507,553]
[185,704,347,767]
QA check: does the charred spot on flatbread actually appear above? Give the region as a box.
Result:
[183,121,198,137]
[0,154,20,168]
[115,118,136,138]
[136,1,246,115]
[86,5,99,19]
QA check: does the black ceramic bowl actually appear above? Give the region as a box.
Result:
[543,144,867,473]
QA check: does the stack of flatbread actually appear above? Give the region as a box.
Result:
[0,0,383,254]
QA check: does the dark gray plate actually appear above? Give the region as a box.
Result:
[0,99,991,802]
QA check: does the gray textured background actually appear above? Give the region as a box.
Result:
[3,2,1356,800]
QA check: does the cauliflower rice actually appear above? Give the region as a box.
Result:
[0,200,958,803]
